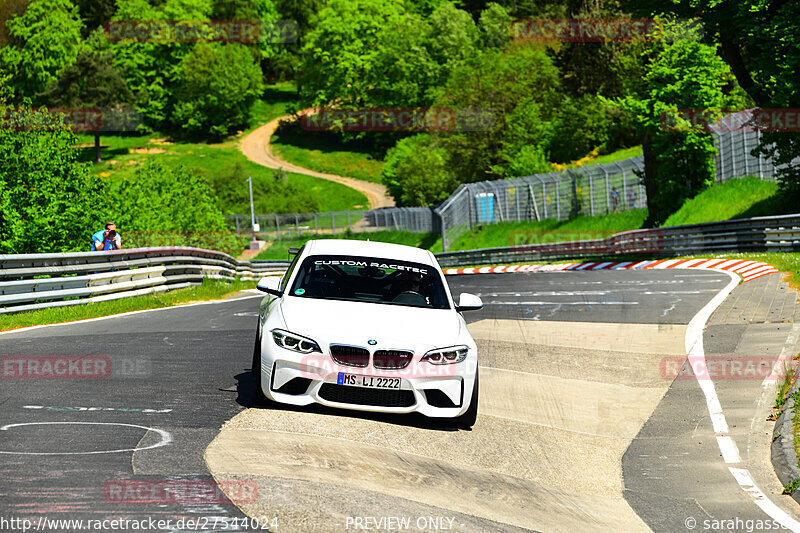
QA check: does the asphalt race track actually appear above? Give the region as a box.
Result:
[2,270,799,532]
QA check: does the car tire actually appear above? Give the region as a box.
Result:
[251,330,268,406]
[455,371,479,429]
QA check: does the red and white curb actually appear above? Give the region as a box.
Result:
[444,258,780,283]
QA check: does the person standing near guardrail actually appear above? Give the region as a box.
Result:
[91,223,122,251]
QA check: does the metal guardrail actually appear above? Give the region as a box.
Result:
[0,247,290,315]
[3,213,798,314]
[434,213,800,268]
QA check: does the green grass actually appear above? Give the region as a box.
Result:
[246,83,297,133]
[73,84,369,214]
[254,230,442,260]
[0,279,256,332]
[447,209,648,251]
[77,130,367,214]
[592,145,643,165]
[271,121,385,183]
[663,176,789,227]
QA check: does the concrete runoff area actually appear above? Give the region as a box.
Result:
[2,269,799,532]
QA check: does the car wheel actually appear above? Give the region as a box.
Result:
[251,330,268,406]
[455,371,479,429]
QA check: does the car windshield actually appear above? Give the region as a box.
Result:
[288,255,450,309]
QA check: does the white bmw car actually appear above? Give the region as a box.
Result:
[252,239,483,428]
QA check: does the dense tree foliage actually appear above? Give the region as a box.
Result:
[616,21,733,225]
[0,0,82,102]
[0,105,104,253]
[173,43,262,138]
[40,29,133,162]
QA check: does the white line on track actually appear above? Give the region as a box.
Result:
[687,269,800,531]
[0,422,172,455]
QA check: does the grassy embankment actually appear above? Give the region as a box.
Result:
[270,121,386,183]
[74,84,368,214]
[0,279,256,332]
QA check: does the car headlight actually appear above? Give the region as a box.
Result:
[271,329,321,354]
[421,345,469,365]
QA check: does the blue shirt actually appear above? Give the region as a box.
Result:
[92,230,121,251]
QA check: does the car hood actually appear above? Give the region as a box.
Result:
[279,296,464,351]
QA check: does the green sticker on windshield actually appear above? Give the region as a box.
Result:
[294,288,305,295]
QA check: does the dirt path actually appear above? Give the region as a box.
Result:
[240,109,395,210]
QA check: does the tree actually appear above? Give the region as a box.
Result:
[382,134,459,206]
[172,43,262,137]
[105,161,246,254]
[627,0,800,199]
[0,0,83,102]
[298,0,434,109]
[75,0,117,37]
[478,3,512,49]
[616,21,732,225]
[111,0,212,130]
[40,29,133,163]
[424,3,479,91]
[432,42,561,181]
[0,104,105,253]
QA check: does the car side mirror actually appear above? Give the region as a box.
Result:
[456,292,483,312]
[257,276,283,297]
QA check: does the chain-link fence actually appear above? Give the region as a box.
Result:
[227,124,788,251]
[714,130,778,183]
[436,157,646,250]
[224,207,436,241]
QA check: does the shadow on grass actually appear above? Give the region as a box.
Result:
[733,194,794,220]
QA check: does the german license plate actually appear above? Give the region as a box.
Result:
[338,373,401,389]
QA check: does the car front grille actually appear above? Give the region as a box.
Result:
[372,350,413,369]
[318,384,415,408]
[329,345,370,367]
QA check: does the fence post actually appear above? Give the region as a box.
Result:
[234,214,240,236]
[542,182,547,219]
[347,210,351,229]
[729,132,736,178]
[274,214,281,241]
[313,213,318,233]
[602,168,610,213]
[330,212,336,234]
[589,172,595,216]
[556,180,560,219]
[294,213,299,237]
[742,132,750,176]
[437,210,448,252]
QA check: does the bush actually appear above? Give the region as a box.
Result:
[381,134,458,206]
[0,105,104,253]
[172,43,262,138]
[106,161,246,254]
